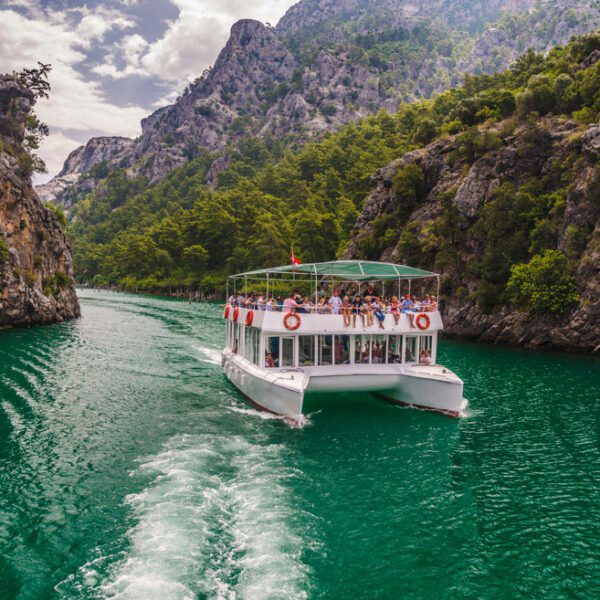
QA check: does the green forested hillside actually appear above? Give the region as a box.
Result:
[71,33,600,298]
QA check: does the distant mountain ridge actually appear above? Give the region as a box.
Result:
[36,0,600,206]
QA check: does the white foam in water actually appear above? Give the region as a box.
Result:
[96,434,310,599]
[196,346,222,365]
[227,406,288,422]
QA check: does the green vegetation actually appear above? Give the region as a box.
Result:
[0,237,9,263]
[507,250,579,316]
[2,63,52,176]
[70,33,600,307]
[43,271,69,299]
[44,202,67,226]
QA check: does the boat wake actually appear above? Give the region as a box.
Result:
[61,434,311,599]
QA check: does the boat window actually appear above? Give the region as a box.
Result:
[419,335,433,365]
[299,336,315,366]
[420,335,433,353]
[355,335,371,364]
[244,326,251,360]
[281,337,295,368]
[318,335,333,366]
[265,336,279,368]
[372,335,387,364]
[334,335,350,365]
[253,329,259,365]
[388,335,403,363]
[233,324,241,354]
[405,336,418,363]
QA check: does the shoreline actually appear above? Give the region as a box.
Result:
[76,287,599,356]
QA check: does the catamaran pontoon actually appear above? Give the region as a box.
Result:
[222,261,467,424]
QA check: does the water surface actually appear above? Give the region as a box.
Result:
[0,291,598,599]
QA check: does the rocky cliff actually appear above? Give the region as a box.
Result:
[37,0,600,207]
[345,119,600,352]
[0,75,80,327]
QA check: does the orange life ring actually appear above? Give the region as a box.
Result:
[246,310,254,326]
[224,305,230,319]
[283,312,301,331]
[232,307,240,322]
[416,313,430,331]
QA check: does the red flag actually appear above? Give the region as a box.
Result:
[290,246,301,265]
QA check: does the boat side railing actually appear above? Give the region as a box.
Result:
[226,302,439,315]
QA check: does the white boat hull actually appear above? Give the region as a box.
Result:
[222,350,466,422]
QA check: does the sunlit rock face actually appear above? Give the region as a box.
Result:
[37,0,600,205]
[345,116,600,353]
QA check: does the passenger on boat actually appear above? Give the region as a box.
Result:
[257,296,266,311]
[390,296,400,324]
[283,292,301,313]
[363,283,376,298]
[317,297,331,314]
[266,297,279,311]
[296,296,309,314]
[341,295,352,327]
[364,296,375,327]
[328,289,342,315]
[371,297,385,329]
[401,295,417,328]
[265,352,275,368]
[352,295,364,327]
[419,350,432,365]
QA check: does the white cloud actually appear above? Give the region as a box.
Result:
[0,7,147,178]
[94,0,297,82]
[76,7,136,43]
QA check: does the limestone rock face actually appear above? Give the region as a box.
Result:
[346,119,600,353]
[0,75,80,328]
[37,0,600,206]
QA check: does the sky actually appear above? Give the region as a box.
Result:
[0,0,298,183]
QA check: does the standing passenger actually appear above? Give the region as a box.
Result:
[328,289,342,315]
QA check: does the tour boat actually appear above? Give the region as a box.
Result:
[222,260,467,424]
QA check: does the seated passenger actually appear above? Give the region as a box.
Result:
[371,297,385,329]
[419,350,432,365]
[266,297,279,311]
[317,297,330,314]
[363,296,374,326]
[341,295,352,327]
[429,295,438,312]
[390,296,400,324]
[352,295,364,328]
[296,296,309,314]
[265,352,275,368]
[401,295,416,328]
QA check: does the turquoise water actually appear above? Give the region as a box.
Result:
[0,290,598,599]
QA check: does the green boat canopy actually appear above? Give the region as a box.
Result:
[229,260,438,281]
